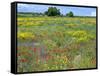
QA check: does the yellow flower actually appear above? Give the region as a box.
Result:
[18,32,35,39]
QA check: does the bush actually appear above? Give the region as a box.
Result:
[45,7,61,16]
[66,11,74,17]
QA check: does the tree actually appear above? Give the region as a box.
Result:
[66,11,74,17]
[45,7,61,16]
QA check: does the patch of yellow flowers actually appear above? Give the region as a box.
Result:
[64,23,78,28]
[18,32,35,39]
[67,30,89,42]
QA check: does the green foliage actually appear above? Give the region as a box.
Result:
[45,7,61,16]
[66,11,74,17]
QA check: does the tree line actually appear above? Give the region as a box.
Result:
[44,7,74,17]
[18,7,74,17]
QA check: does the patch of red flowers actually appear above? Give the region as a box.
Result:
[33,47,37,53]
[32,47,42,53]
[17,53,21,56]
[17,52,32,57]
[19,59,28,63]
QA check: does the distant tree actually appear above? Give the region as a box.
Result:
[45,7,61,16]
[66,11,74,17]
[44,11,48,15]
[60,14,64,17]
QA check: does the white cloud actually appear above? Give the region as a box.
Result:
[18,4,31,8]
[91,11,96,16]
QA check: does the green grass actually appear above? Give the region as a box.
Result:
[17,16,96,72]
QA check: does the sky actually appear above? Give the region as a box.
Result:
[17,3,96,16]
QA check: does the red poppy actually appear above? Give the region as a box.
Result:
[33,47,37,53]
[17,53,21,56]
[45,55,53,61]
[19,59,28,63]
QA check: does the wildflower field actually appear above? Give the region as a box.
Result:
[17,16,96,72]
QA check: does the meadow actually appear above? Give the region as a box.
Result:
[17,16,96,72]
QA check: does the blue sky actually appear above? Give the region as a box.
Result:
[17,3,96,16]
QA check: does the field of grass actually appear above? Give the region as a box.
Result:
[17,16,96,72]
